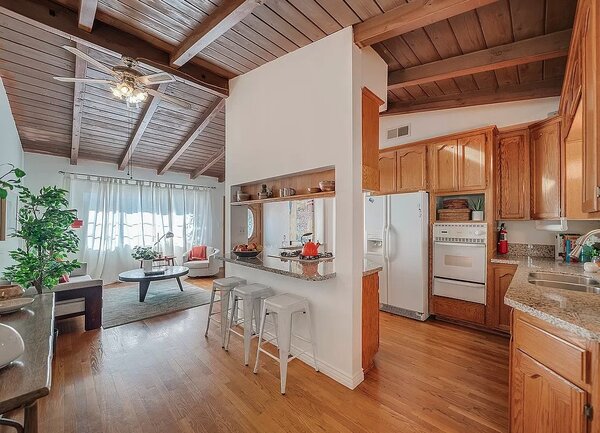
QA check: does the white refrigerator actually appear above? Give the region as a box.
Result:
[364,191,429,321]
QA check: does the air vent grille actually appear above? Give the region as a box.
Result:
[387,124,410,140]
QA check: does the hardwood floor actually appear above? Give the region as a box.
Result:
[2,277,509,433]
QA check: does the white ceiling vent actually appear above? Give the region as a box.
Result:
[387,124,410,140]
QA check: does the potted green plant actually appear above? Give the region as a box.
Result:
[470,197,484,221]
[132,246,157,272]
[3,186,80,294]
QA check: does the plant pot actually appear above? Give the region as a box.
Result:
[471,210,484,221]
[142,259,154,272]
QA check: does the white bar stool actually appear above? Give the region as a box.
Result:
[205,276,246,347]
[225,283,273,365]
[253,293,318,394]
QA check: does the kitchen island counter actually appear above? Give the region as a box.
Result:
[219,252,336,281]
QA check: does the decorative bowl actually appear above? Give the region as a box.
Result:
[0,324,24,369]
[319,180,335,192]
[307,187,321,193]
[0,284,25,300]
[0,298,35,315]
[236,193,250,202]
[232,250,261,258]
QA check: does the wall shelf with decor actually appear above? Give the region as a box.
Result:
[230,166,335,206]
[434,193,486,222]
[231,190,335,206]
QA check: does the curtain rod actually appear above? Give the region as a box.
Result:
[59,171,217,190]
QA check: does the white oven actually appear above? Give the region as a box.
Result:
[433,223,487,304]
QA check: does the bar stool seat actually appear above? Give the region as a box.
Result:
[254,293,318,394]
[205,276,246,347]
[225,283,273,365]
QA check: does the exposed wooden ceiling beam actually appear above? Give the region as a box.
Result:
[171,0,263,67]
[389,30,572,89]
[77,0,97,32]
[354,0,500,47]
[70,42,87,165]
[158,98,225,175]
[0,0,229,97]
[383,79,563,115]
[191,148,225,179]
[118,83,168,170]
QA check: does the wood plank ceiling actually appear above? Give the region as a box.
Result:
[0,0,578,180]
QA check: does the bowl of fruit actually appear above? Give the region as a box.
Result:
[232,243,263,258]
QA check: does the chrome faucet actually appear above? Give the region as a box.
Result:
[569,228,600,259]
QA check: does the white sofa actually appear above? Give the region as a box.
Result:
[183,247,221,277]
[53,263,103,330]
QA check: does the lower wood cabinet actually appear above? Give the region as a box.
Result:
[510,311,592,433]
[487,263,516,332]
[362,273,379,373]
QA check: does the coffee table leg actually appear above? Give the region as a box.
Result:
[23,401,38,433]
[176,277,184,292]
[139,280,151,302]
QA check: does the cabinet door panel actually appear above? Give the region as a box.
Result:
[458,134,487,191]
[497,132,529,219]
[432,140,459,192]
[492,264,515,332]
[396,146,427,192]
[530,121,561,219]
[362,88,382,192]
[582,3,599,212]
[511,350,587,433]
[378,151,396,194]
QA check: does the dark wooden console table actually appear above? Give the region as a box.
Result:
[0,294,55,433]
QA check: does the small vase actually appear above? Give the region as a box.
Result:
[471,210,484,221]
[143,259,153,272]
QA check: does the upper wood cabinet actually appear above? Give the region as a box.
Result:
[582,0,600,213]
[396,145,427,192]
[431,140,459,192]
[378,151,397,194]
[496,129,530,220]
[530,117,562,219]
[362,87,384,192]
[432,133,487,193]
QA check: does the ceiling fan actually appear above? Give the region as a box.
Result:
[53,46,191,109]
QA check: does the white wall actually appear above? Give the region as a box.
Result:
[500,220,600,245]
[0,80,24,273]
[380,97,560,149]
[225,28,386,388]
[23,153,225,254]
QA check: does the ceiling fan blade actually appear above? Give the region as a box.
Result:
[146,88,191,110]
[137,72,176,86]
[54,77,114,84]
[62,45,116,76]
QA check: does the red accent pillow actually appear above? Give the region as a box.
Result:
[59,274,70,283]
[190,245,207,261]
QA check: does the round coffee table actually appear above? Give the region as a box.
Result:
[118,266,189,302]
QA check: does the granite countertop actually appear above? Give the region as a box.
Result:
[219,250,336,281]
[493,254,600,341]
[363,259,383,277]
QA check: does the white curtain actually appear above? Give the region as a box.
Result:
[64,175,213,283]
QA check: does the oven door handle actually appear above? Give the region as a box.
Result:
[434,242,486,247]
[434,277,485,288]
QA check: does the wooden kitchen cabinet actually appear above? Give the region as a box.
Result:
[530,117,562,219]
[362,272,380,373]
[378,151,397,194]
[396,145,427,192]
[496,130,530,220]
[510,311,591,433]
[362,87,384,192]
[458,133,487,191]
[431,140,459,192]
[486,263,516,332]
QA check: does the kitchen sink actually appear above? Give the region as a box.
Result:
[528,272,600,294]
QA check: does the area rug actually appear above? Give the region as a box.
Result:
[102,279,212,328]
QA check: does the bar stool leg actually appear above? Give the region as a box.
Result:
[220,290,231,348]
[242,297,254,365]
[276,312,293,394]
[225,296,237,351]
[252,297,262,336]
[204,287,217,338]
[253,303,268,374]
[304,305,319,372]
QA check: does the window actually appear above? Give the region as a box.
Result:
[248,208,255,239]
